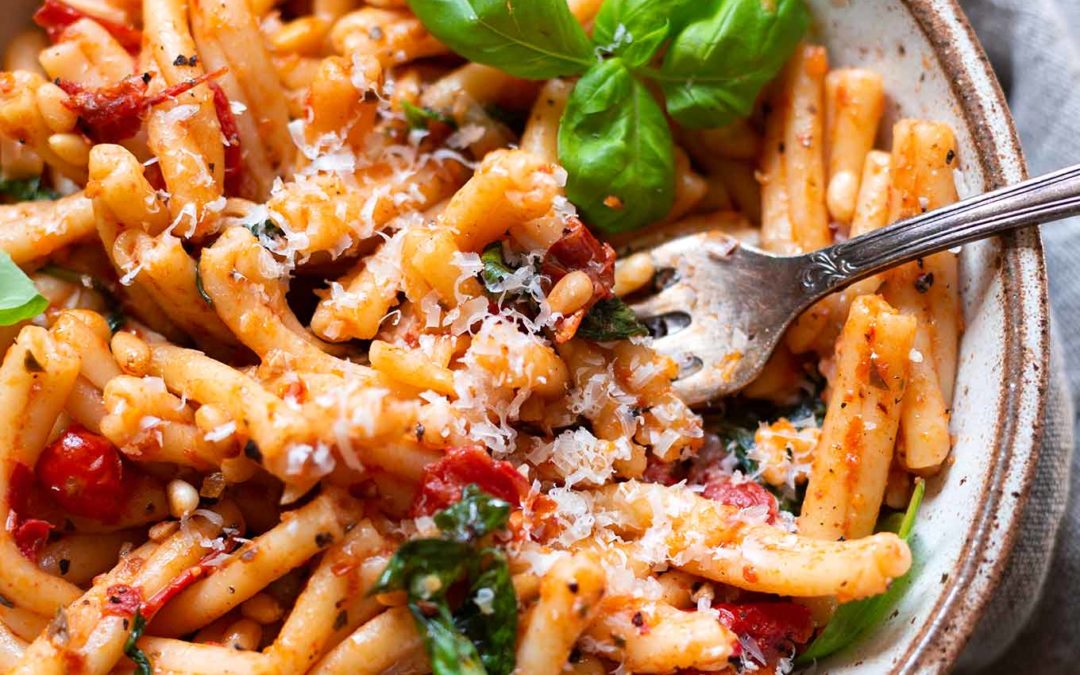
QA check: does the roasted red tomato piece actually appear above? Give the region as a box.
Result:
[411,445,529,516]
[715,601,814,663]
[36,424,128,522]
[702,477,779,524]
[33,0,142,53]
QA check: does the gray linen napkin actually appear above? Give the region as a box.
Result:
[954,1,1080,672]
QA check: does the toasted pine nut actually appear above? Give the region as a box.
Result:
[547,270,594,315]
[614,253,655,297]
[47,133,91,167]
[166,479,199,519]
[222,618,262,651]
[270,16,331,55]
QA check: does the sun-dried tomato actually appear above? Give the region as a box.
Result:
[411,445,529,517]
[33,0,142,54]
[208,81,243,196]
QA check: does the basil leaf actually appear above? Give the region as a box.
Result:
[405,0,594,79]
[657,0,810,128]
[372,539,474,600]
[402,101,458,130]
[797,479,926,664]
[0,177,59,202]
[194,259,213,307]
[0,252,47,326]
[455,548,517,675]
[417,603,487,675]
[434,484,511,543]
[559,58,675,233]
[480,242,515,292]
[247,219,284,241]
[592,0,671,67]
[576,296,648,341]
[123,610,152,675]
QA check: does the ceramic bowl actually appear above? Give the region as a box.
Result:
[0,0,1049,673]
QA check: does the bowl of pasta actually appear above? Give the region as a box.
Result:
[0,0,1047,674]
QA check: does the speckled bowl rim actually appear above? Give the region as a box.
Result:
[890,1,1050,672]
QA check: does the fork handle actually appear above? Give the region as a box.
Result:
[798,162,1080,296]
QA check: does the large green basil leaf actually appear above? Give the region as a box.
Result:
[0,252,47,326]
[434,484,511,543]
[797,478,926,664]
[406,0,594,79]
[558,58,675,233]
[455,548,517,675]
[657,0,809,128]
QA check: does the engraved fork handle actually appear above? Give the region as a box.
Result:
[798,163,1080,296]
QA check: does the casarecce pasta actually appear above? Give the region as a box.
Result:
[0,0,961,673]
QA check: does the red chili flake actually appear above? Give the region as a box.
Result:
[714,602,814,663]
[702,478,779,525]
[33,0,142,54]
[208,81,243,196]
[57,67,227,143]
[410,445,529,517]
[103,584,142,618]
[13,518,53,561]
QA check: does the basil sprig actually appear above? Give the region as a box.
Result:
[797,478,927,664]
[123,610,152,675]
[372,485,517,675]
[407,0,808,233]
[0,252,47,326]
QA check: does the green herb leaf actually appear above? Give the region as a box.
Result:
[480,242,515,292]
[0,177,59,202]
[592,0,673,67]
[559,58,675,233]
[405,0,594,79]
[0,252,47,326]
[372,488,517,675]
[434,484,512,543]
[123,610,153,675]
[797,478,926,664]
[247,219,284,241]
[455,547,517,675]
[576,296,649,341]
[194,259,213,307]
[657,0,810,128]
[402,101,458,131]
[418,602,487,675]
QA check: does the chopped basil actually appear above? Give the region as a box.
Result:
[40,264,126,332]
[401,100,458,130]
[576,297,648,341]
[0,177,59,202]
[479,242,515,292]
[371,485,517,675]
[194,259,213,307]
[123,610,152,675]
[246,219,284,241]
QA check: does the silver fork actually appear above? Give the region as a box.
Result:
[629,163,1080,406]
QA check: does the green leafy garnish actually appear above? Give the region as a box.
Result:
[39,264,125,332]
[402,101,458,130]
[0,252,47,326]
[479,242,516,292]
[371,485,517,675]
[656,0,809,128]
[558,57,675,233]
[0,177,59,202]
[405,0,594,79]
[576,296,648,341]
[406,0,809,233]
[123,610,152,675]
[434,484,512,542]
[194,259,213,307]
[247,219,284,241]
[797,479,926,664]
